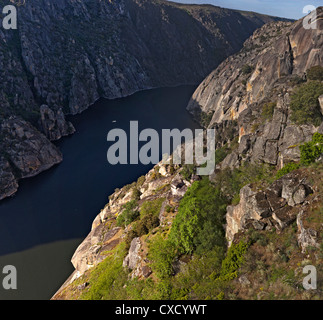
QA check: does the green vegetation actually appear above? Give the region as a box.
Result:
[148,235,177,280]
[200,111,215,127]
[170,240,249,300]
[80,243,127,300]
[300,132,323,165]
[241,64,254,75]
[181,164,195,181]
[307,65,323,81]
[290,81,323,126]
[134,214,160,237]
[261,101,276,121]
[140,197,165,218]
[169,178,227,254]
[276,162,301,179]
[116,200,139,227]
[213,162,275,202]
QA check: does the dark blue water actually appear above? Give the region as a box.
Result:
[0,85,199,299]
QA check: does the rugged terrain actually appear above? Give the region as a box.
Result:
[53,9,323,300]
[0,0,284,200]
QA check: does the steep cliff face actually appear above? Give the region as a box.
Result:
[188,8,322,126]
[0,0,284,201]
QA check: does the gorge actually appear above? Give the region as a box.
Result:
[2,0,322,302]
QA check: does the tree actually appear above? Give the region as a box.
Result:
[169,178,227,254]
[307,65,323,81]
[290,81,323,126]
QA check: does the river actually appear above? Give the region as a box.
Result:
[0,85,200,300]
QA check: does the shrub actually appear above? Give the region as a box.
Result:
[148,235,176,280]
[136,175,146,188]
[131,188,141,201]
[140,198,165,218]
[276,162,301,179]
[116,200,139,227]
[200,111,214,127]
[307,65,323,81]
[181,164,195,181]
[261,102,276,121]
[290,81,323,126]
[241,64,254,75]
[219,240,250,281]
[169,178,227,254]
[134,213,160,237]
[300,132,323,165]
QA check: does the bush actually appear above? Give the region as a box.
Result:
[148,235,176,280]
[300,132,323,165]
[307,65,323,81]
[169,178,227,254]
[241,64,254,75]
[181,164,195,181]
[140,198,165,218]
[116,200,139,227]
[261,102,276,120]
[290,81,323,126]
[131,188,141,201]
[276,162,301,179]
[219,240,250,281]
[134,213,160,237]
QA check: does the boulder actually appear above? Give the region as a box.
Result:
[221,152,240,170]
[271,205,295,230]
[297,211,319,253]
[123,237,141,270]
[281,174,311,206]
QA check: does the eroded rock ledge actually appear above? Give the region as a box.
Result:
[226,171,313,246]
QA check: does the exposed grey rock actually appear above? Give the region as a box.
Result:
[225,171,313,244]
[264,140,278,165]
[319,95,323,116]
[221,152,240,170]
[1,0,281,202]
[238,134,251,154]
[0,118,63,180]
[239,275,251,286]
[123,237,141,270]
[271,205,295,230]
[281,173,312,206]
[39,105,75,141]
[318,122,323,135]
[297,211,319,253]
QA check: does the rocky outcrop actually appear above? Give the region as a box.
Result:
[123,237,142,274]
[71,225,122,275]
[39,105,75,141]
[226,171,313,245]
[297,210,319,253]
[0,117,63,189]
[188,8,323,127]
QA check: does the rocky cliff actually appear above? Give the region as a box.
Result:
[53,9,322,300]
[0,0,285,201]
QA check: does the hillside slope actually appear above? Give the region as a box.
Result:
[53,9,323,300]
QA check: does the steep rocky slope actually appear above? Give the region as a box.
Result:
[0,0,285,200]
[53,10,322,300]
